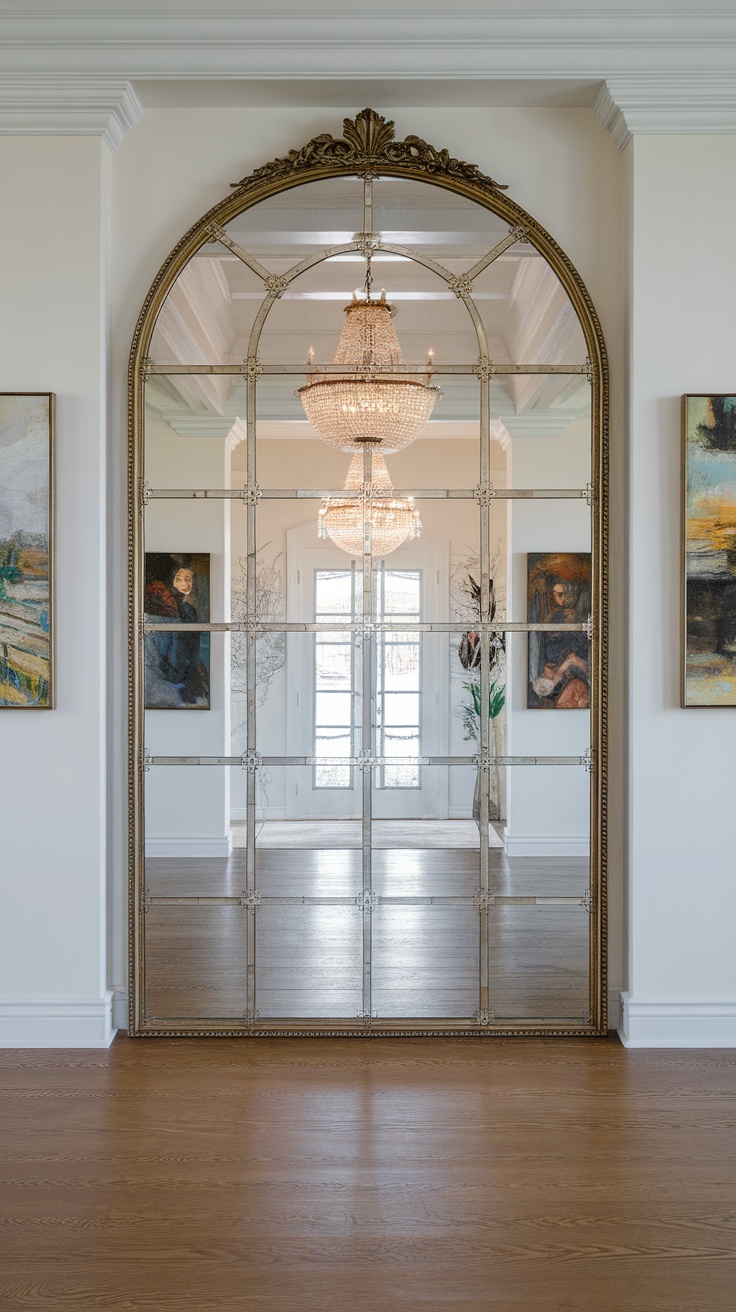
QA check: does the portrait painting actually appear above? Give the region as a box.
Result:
[527,552,591,710]
[683,395,736,706]
[144,552,210,709]
[0,394,53,709]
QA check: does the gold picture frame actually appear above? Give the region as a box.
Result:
[682,394,736,707]
[0,392,54,710]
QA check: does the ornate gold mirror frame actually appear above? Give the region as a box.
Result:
[128,110,608,1037]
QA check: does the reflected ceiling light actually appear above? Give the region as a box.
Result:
[298,253,439,454]
[318,450,421,558]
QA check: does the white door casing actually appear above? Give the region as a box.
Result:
[286,522,449,820]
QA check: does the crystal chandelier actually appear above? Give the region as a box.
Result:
[318,450,422,557]
[298,258,439,453]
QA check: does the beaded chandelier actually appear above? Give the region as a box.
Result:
[298,287,439,453]
[318,450,422,557]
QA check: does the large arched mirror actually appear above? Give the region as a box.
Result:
[129,111,607,1036]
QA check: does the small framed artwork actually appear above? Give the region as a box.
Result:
[0,393,54,709]
[144,552,210,709]
[527,552,591,709]
[682,395,736,706]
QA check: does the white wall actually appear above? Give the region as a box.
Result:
[0,137,113,1047]
[623,134,736,1046]
[144,414,231,856]
[506,418,592,855]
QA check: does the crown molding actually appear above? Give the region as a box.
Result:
[1,10,736,79]
[595,74,736,149]
[0,77,142,149]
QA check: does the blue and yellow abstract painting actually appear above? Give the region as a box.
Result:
[684,395,736,706]
[0,394,52,708]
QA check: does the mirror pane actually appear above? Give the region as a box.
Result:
[372,904,479,1019]
[143,766,232,876]
[504,630,591,749]
[143,905,246,1020]
[491,381,591,491]
[145,377,246,490]
[149,239,262,369]
[255,903,362,1019]
[498,766,590,876]
[500,503,592,628]
[489,902,589,1021]
[473,246,588,371]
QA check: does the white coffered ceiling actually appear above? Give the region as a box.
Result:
[147,173,590,443]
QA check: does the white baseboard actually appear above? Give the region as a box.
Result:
[0,993,116,1048]
[113,987,624,1035]
[145,834,233,858]
[619,994,736,1047]
[607,987,624,1031]
[230,808,286,823]
[112,989,128,1032]
[504,830,590,858]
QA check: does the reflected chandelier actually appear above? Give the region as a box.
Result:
[318,450,421,557]
[298,259,439,453]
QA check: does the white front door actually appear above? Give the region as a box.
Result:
[287,529,448,820]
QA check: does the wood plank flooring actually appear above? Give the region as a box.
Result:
[1,1037,736,1309]
[144,850,590,1023]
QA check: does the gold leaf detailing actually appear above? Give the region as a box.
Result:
[342,106,396,158]
[231,108,507,195]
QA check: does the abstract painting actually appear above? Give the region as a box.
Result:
[144,552,210,709]
[527,552,591,709]
[0,394,53,708]
[683,395,736,706]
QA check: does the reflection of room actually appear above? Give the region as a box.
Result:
[140,161,596,1027]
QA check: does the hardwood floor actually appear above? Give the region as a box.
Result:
[1,1037,736,1309]
[144,849,590,1023]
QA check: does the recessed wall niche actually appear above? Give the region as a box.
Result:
[129,109,608,1036]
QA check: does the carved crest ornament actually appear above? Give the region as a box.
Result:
[230,107,508,194]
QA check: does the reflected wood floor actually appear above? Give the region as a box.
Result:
[1,1037,736,1310]
[144,850,590,1022]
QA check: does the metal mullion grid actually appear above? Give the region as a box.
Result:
[146,488,591,502]
[361,446,373,1022]
[245,374,257,1023]
[147,363,589,377]
[147,754,586,766]
[144,620,588,635]
[146,894,589,910]
[477,369,492,1023]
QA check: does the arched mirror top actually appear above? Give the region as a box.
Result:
[132,109,607,388]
